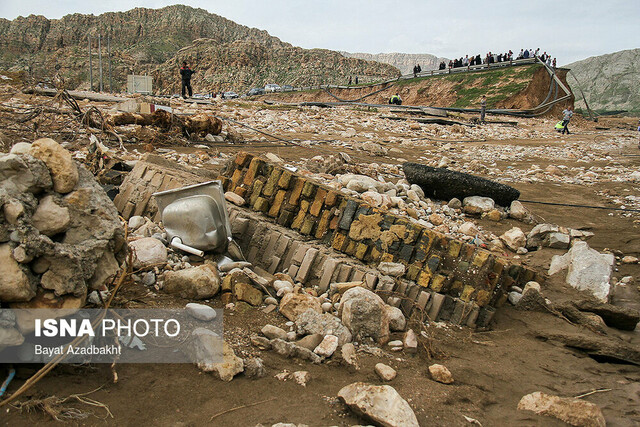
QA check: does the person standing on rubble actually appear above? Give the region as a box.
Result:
[180,61,195,99]
[561,106,573,135]
[480,95,487,124]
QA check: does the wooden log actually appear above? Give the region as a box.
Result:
[108,110,222,136]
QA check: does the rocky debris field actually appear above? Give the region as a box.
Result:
[0,82,639,426]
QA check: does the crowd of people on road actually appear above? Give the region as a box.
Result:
[433,48,557,71]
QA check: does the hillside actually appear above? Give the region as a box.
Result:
[0,5,399,93]
[268,63,572,116]
[340,52,448,74]
[565,48,640,114]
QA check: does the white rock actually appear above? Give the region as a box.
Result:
[508,291,523,305]
[500,227,527,251]
[338,382,419,427]
[314,334,339,357]
[548,241,614,300]
[128,215,146,231]
[261,324,288,341]
[509,200,528,220]
[186,303,217,321]
[463,196,495,212]
[388,340,403,347]
[224,191,245,206]
[32,195,70,236]
[377,262,405,277]
[375,363,397,381]
[523,281,541,294]
[361,191,383,207]
[293,370,311,386]
[459,221,479,236]
[9,142,32,155]
[403,329,418,352]
[129,237,168,269]
[428,364,454,384]
[386,306,406,331]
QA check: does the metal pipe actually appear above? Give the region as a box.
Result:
[170,237,205,258]
[107,35,112,93]
[98,34,103,92]
[88,35,93,91]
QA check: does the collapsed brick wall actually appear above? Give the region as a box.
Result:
[219,152,542,314]
[229,206,490,327]
[115,154,219,220]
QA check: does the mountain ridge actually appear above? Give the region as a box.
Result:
[0,5,399,93]
[565,48,640,113]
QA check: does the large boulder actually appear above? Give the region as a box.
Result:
[340,287,390,344]
[549,241,614,301]
[164,264,221,299]
[28,138,78,194]
[187,330,243,381]
[338,382,419,427]
[0,244,35,302]
[279,292,322,321]
[0,143,126,303]
[295,309,352,345]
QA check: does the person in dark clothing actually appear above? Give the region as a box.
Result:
[180,61,195,99]
[355,76,359,84]
[561,106,573,134]
[349,76,352,85]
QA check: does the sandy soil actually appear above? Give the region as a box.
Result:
[1,91,640,426]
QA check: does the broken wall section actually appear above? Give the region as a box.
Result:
[219,152,542,314]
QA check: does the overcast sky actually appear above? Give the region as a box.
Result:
[1,0,638,66]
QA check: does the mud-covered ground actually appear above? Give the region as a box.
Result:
[1,86,640,426]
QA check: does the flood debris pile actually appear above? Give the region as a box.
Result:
[0,138,126,343]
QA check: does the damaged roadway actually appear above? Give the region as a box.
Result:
[0,81,639,426]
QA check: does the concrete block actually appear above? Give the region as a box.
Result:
[296,248,319,283]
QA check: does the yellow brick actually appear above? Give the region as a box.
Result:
[315,210,331,239]
[460,285,475,302]
[380,253,395,263]
[355,243,369,260]
[472,250,490,267]
[429,274,446,292]
[448,240,462,258]
[345,239,357,256]
[332,232,347,251]
[268,190,287,217]
[417,271,432,288]
[243,158,262,186]
[369,247,383,262]
[288,178,306,205]
[277,170,293,189]
[475,290,491,307]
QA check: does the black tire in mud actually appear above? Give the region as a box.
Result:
[402,162,520,206]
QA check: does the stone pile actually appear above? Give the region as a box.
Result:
[0,138,126,346]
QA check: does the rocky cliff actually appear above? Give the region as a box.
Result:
[565,49,640,114]
[0,5,399,93]
[340,52,448,75]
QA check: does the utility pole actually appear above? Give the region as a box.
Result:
[98,34,103,92]
[107,35,112,93]
[88,35,93,91]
